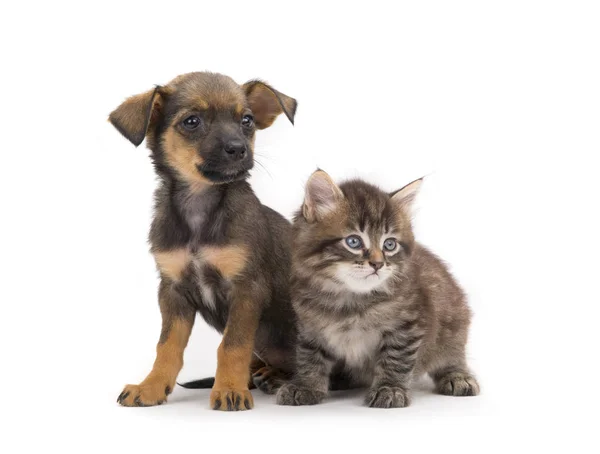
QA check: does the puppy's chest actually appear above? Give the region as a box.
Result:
[319,303,398,367]
[155,241,247,278]
[153,242,248,310]
[160,189,247,297]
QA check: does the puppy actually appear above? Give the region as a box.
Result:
[110,72,297,410]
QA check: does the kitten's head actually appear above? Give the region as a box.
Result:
[293,170,422,294]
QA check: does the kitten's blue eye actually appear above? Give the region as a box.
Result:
[383,238,397,252]
[345,235,363,249]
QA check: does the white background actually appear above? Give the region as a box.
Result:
[2,1,599,452]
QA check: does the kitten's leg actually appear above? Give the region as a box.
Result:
[366,329,422,408]
[276,336,334,406]
[430,363,480,396]
[428,323,480,396]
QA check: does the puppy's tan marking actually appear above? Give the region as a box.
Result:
[152,318,192,380]
[209,296,261,411]
[215,344,253,390]
[210,336,255,410]
[161,128,209,187]
[206,89,245,111]
[202,245,248,279]
[154,248,192,282]
[191,95,209,110]
[118,318,193,407]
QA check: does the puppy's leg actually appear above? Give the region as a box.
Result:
[117,281,195,407]
[210,288,261,411]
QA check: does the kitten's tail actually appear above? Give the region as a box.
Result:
[177,377,215,389]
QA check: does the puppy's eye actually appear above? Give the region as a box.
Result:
[241,114,254,128]
[345,235,363,249]
[182,115,201,130]
[383,238,397,252]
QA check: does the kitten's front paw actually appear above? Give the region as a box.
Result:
[436,372,480,396]
[276,383,326,406]
[366,386,410,408]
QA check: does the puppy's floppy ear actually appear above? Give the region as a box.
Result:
[303,170,344,222]
[242,80,297,129]
[109,86,163,147]
[390,178,423,215]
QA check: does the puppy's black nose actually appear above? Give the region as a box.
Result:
[369,261,384,271]
[223,140,247,160]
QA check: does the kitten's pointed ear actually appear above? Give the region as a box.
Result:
[108,86,163,147]
[242,80,297,129]
[390,178,423,214]
[303,170,344,222]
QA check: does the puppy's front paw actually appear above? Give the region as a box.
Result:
[365,386,410,408]
[210,388,254,411]
[117,381,172,407]
[436,372,480,396]
[276,383,326,406]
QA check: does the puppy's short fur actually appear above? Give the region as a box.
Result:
[110,72,297,411]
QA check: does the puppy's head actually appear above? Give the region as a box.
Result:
[109,72,296,186]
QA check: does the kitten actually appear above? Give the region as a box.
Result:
[276,170,479,408]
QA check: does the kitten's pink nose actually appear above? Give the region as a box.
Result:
[369,261,384,271]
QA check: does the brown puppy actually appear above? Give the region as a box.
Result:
[109,72,297,411]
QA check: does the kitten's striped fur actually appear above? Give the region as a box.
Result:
[276,171,479,408]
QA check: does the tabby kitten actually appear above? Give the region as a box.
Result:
[276,171,479,408]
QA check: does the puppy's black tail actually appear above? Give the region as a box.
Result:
[177,377,215,389]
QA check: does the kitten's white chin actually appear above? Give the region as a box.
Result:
[333,264,391,294]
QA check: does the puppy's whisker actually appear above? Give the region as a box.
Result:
[254,159,274,180]
[254,151,276,162]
